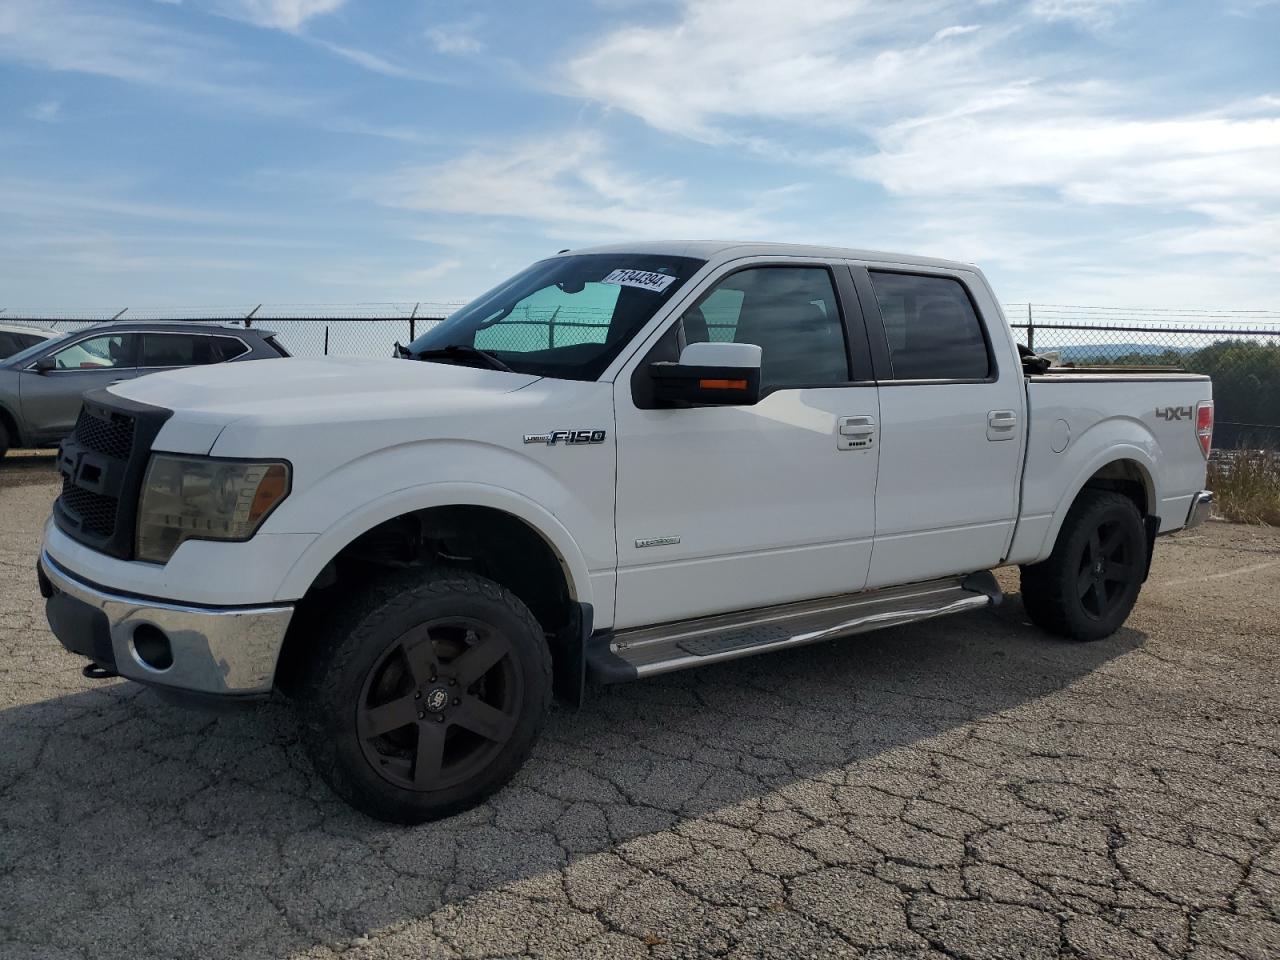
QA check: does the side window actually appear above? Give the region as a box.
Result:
[141,333,249,367]
[0,333,16,357]
[52,334,134,370]
[868,272,991,381]
[678,266,848,391]
[211,336,250,362]
[142,334,230,367]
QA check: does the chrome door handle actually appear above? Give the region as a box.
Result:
[987,409,1017,441]
[837,415,876,450]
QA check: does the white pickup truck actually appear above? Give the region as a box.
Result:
[38,242,1214,822]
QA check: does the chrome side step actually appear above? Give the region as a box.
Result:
[587,571,1000,683]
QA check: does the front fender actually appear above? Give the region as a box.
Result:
[275,480,598,608]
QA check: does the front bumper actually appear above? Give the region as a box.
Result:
[38,551,294,696]
[1184,490,1213,531]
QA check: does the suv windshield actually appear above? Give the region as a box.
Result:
[406,253,705,380]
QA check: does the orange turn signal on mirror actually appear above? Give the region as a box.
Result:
[698,378,748,390]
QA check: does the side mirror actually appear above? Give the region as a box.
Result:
[648,341,762,407]
[33,356,56,373]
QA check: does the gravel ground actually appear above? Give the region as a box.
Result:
[2,450,1279,959]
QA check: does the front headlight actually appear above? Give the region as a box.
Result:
[136,454,291,564]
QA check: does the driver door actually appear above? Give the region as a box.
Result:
[19,333,140,442]
[612,260,880,629]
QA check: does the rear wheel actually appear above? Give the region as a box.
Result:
[298,569,552,823]
[1020,490,1146,641]
[0,420,9,458]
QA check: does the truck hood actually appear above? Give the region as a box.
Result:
[108,357,543,454]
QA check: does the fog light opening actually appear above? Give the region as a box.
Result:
[131,623,174,671]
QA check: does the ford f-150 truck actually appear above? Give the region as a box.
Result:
[37,242,1214,823]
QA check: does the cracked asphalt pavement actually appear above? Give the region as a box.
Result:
[2,450,1279,959]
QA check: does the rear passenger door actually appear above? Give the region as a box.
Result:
[850,265,1025,587]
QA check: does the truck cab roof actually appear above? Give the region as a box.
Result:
[560,240,978,273]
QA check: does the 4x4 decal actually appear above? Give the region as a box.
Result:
[1155,406,1194,421]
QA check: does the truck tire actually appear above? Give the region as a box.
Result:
[1019,490,1146,642]
[0,420,9,458]
[297,568,552,824]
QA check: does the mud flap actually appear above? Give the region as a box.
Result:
[552,602,592,708]
[1142,515,1160,582]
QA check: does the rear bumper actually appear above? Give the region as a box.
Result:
[38,551,293,696]
[1184,490,1213,531]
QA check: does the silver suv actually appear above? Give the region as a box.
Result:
[0,322,287,457]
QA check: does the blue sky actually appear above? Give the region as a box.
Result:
[1,0,1278,311]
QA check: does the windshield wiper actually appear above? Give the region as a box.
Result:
[413,345,514,373]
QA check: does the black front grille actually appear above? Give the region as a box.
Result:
[72,406,135,461]
[59,480,119,538]
[54,390,172,560]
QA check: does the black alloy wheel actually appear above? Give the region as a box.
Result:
[357,618,522,791]
[1020,490,1147,641]
[298,569,552,823]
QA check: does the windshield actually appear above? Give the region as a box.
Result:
[406,253,705,380]
[2,331,67,368]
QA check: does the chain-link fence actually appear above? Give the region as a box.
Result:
[5,304,1280,449]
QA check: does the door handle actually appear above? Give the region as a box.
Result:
[837,415,876,450]
[987,409,1017,441]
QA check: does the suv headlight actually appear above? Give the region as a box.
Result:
[136,454,291,564]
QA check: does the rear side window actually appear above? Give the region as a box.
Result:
[868,272,991,381]
[211,336,250,361]
[142,333,248,367]
[0,333,16,357]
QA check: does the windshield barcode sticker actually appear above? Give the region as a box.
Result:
[601,269,677,293]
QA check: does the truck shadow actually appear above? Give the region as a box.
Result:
[0,598,1143,958]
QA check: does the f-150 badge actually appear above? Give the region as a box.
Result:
[524,430,607,445]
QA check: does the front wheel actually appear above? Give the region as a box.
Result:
[298,569,552,823]
[1020,490,1147,641]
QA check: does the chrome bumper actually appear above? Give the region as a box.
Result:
[1185,490,1213,531]
[39,551,293,696]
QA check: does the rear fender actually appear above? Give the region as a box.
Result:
[1017,415,1161,563]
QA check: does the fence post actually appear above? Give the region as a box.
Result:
[324,325,329,356]
[1026,303,1034,351]
[410,302,419,343]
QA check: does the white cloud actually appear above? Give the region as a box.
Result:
[371,133,784,241]
[24,99,61,122]
[566,0,1012,139]
[214,0,346,31]
[0,0,314,114]
[1027,0,1134,29]
[308,38,422,78]
[565,0,1280,302]
[427,21,484,55]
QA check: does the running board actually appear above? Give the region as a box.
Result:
[587,571,1001,683]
